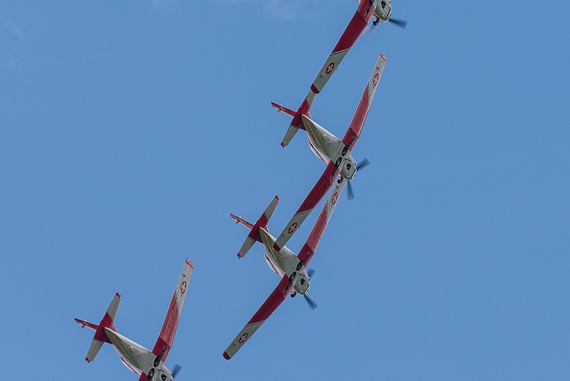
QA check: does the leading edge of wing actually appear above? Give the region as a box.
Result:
[273,160,339,251]
[223,274,294,360]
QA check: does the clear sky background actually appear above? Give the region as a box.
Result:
[1,0,569,380]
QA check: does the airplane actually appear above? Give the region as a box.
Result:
[74,259,194,381]
[223,176,346,359]
[275,0,405,148]
[271,53,386,253]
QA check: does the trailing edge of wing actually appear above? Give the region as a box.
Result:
[223,274,294,359]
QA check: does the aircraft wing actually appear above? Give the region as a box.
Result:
[150,259,194,363]
[223,273,295,359]
[341,52,387,151]
[273,160,340,251]
[310,0,380,95]
[279,0,380,147]
[297,176,346,266]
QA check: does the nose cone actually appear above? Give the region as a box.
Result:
[341,159,357,181]
[294,275,310,295]
[375,0,392,22]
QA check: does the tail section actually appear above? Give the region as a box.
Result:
[231,196,279,258]
[273,91,315,148]
[75,292,121,363]
[150,258,194,365]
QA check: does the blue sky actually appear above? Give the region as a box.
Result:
[1,0,569,379]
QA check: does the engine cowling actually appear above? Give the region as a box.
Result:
[340,157,357,181]
[294,273,310,295]
[375,0,392,22]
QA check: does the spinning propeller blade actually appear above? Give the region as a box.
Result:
[307,268,315,278]
[348,158,370,200]
[388,18,408,28]
[364,23,376,36]
[304,294,318,310]
[347,180,355,200]
[356,158,370,171]
[172,364,182,379]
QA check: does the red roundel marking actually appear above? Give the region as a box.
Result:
[180,281,187,294]
[331,192,339,205]
[288,222,298,234]
[372,73,380,87]
[326,62,335,75]
[239,332,249,344]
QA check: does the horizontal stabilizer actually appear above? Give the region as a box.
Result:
[78,292,121,363]
[232,196,279,258]
[86,339,103,363]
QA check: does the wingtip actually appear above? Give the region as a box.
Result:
[223,351,231,360]
[185,258,194,269]
[85,357,91,363]
[280,142,286,148]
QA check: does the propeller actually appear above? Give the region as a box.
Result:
[304,294,318,310]
[347,158,370,200]
[388,18,408,28]
[365,16,407,35]
[171,364,182,379]
[307,268,315,278]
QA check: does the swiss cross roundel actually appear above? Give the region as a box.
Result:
[331,192,339,205]
[372,73,380,87]
[326,62,335,75]
[288,222,298,234]
[239,332,249,344]
[180,281,187,295]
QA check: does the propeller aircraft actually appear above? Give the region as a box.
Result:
[278,0,405,148]
[271,53,386,252]
[74,259,193,381]
[223,176,346,359]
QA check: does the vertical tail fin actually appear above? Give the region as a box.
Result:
[231,196,279,258]
[76,292,121,363]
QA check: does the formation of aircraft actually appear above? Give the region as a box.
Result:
[74,0,405,371]
[277,0,405,149]
[75,259,193,381]
[271,54,386,253]
[223,176,346,359]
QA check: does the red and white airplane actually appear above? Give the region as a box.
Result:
[223,176,346,359]
[271,53,387,253]
[74,259,193,381]
[275,0,404,148]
